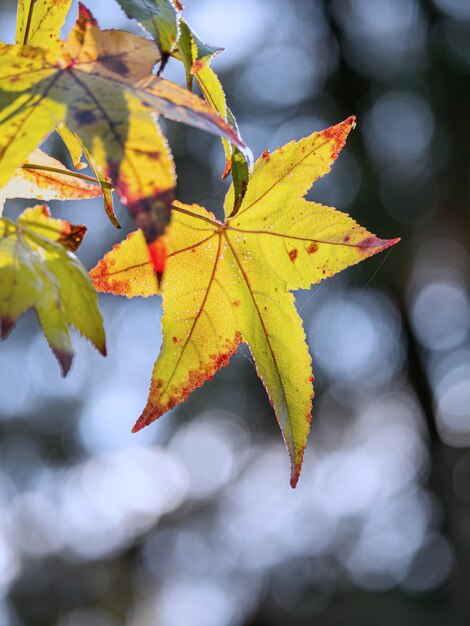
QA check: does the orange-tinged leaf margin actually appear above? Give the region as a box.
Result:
[90,118,400,488]
[89,229,159,298]
[131,331,242,433]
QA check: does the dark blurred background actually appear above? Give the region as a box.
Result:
[1,0,470,624]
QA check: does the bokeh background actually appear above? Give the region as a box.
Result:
[0,0,470,624]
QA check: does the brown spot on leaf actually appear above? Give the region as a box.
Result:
[288,248,298,262]
[343,234,350,242]
[74,109,97,125]
[190,59,205,74]
[100,56,130,76]
[307,242,318,254]
[58,224,87,252]
[232,300,240,308]
[261,149,270,161]
[172,336,181,344]
[222,158,232,179]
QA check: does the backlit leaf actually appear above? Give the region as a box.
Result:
[0,3,245,250]
[0,148,102,216]
[57,125,87,170]
[81,144,119,229]
[114,0,180,55]
[1,205,105,374]
[91,229,159,298]
[56,126,119,227]
[177,19,223,89]
[15,0,72,51]
[175,18,251,215]
[91,118,399,487]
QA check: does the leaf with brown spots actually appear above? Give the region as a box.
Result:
[16,0,72,52]
[0,3,246,256]
[0,205,105,375]
[91,118,399,487]
[0,147,102,217]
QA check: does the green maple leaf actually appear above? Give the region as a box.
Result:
[0,205,105,374]
[114,0,181,56]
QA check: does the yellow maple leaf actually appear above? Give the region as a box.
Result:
[90,118,399,487]
[15,0,72,52]
[0,147,102,216]
[0,3,244,248]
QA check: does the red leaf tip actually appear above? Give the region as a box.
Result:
[77,3,98,26]
[148,238,167,284]
[320,116,356,160]
[52,348,74,377]
[290,459,303,488]
[0,316,15,339]
[359,236,400,254]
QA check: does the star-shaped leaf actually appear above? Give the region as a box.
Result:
[0,3,245,251]
[91,118,399,487]
[0,205,105,374]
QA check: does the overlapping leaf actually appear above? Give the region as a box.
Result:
[119,0,252,216]
[0,3,245,252]
[0,147,102,215]
[91,118,399,486]
[114,0,180,56]
[176,23,251,215]
[16,0,72,51]
[0,205,105,374]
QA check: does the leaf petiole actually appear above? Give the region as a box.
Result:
[21,164,114,190]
